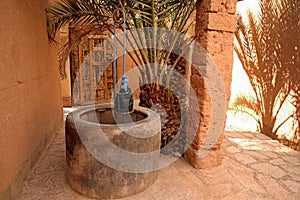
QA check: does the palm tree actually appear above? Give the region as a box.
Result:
[46,0,196,151]
[233,0,299,140]
[283,0,300,144]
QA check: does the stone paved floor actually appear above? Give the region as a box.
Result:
[15,111,300,200]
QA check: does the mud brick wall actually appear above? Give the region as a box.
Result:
[185,0,238,169]
[0,0,63,198]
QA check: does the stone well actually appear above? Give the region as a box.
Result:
[65,104,161,199]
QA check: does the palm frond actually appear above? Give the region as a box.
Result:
[46,0,112,41]
[233,0,299,138]
[46,0,196,82]
[229,94,262,131]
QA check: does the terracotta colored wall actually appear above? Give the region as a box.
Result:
[0,0,63,198]
[59,25,72,107]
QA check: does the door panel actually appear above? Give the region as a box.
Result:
[71,35,114,106]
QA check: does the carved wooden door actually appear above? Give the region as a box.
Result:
[71,35,114,106]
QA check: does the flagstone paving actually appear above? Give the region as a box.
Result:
[15,115,300,200]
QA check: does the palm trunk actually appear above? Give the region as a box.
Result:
[260,93,278,140]
[261,111,277,140]
[139,53,189,155]
[294,89,300,138]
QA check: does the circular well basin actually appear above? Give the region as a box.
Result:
[65,103,161,199]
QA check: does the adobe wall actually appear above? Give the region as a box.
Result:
[0,0,63,199]
[185,0,238,168]
[60,25,72,107]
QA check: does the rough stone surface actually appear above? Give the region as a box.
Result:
[233,152,256,165]
[15,122,300,200]
[250,163,287,179]
[65,105,161,199]
[185,0,238,168]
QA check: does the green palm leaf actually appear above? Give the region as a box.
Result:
[46,0,196,81]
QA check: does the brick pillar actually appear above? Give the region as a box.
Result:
[184,0,238,169]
